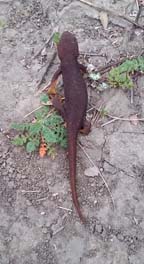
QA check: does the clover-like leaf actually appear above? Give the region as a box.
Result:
[40,94,49,104]
[26,141,37,152]
[53,32,60,45]
[11,135,27,146]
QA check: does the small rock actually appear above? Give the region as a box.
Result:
[84,166,99,177]
[21,174,27,179]
[9,173,16,179]
[87,63,96,72]
[7,158,13,164]
[16,173,22,179]
[2,171,8,176]
[8,197,13,203]
[29,28,34,33]
[117,233,124,241]
[26,200,32,206]
[9,168,14,174]
[8,181,15,188]
[95,223,103,234]
[94,200,98,205]
[42,227,48,234]
[40,211,45,215]
[41,47,47,56]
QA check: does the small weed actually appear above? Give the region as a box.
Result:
[53,32,60,45]
[0,19,6,29]
[11,94,67,157]
[99,108,108,117]
[108,56,144,89]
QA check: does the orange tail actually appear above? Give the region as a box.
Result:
[68,131,85,223]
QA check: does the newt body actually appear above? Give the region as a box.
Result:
[50,32,90,222]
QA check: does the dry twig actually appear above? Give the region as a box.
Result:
[37,51,57,89]
[101,114,144,127]
[80,51,105,57]
[53,227,65,236]
[58,206,72,212]
[20,190,40,193]
[33,31,56,59]
[98,57,127,74]
[24,106,43,119]
[92,103,105,125]
[79,0,144,30]
[129,4,143,40]
[130,87,134,104]
[24,106,55,120]
[120,131,144,134]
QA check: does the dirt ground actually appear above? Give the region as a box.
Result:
[0,0,144,263]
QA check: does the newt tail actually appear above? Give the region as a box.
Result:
[68,129,85,222]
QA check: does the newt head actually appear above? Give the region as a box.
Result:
[57,31,79,60]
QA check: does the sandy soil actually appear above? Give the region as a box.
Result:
[0,0,144,263]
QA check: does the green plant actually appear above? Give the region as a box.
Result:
[0,19,6,28]
[11,94,67,156]
[108,56,144,89]
[53,32,60,45]
[99,108,108,117]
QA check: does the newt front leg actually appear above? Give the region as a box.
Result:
[79,63,87,74]
[48,66,62,96]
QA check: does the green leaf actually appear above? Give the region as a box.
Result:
[0,19,6,28]
[97,82,109,91]
[35,106,49,120]
[11,123,29,131]
[42,127,58,143]
[40,94,49,103]
[89,72,101,81]
[47,145,57,159]
[26,142,37,152]
[108,56,144,89]
[32,138,40,147]
[44,114,63,127]
[11,135,27,146]
[29,122,41,135]
[34,110,44,120]
[100,108,108,117]
[53,32,60,45]
[51,113,63,123]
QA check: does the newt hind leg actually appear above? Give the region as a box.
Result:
[80,119,91,135]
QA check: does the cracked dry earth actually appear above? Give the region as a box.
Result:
[0,0,144,263]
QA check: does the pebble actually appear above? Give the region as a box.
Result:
[8,197,13,203]
[40,211,46,215]
[42,227,48,234]
[8,181,15,188]
[2,171,8,176]
[21,174,27,179]
[95,223,103,234]
[9,168,14,174]
[26,200,32,206]
[16,173,22,179]
[9,173,16,179]
[117,233,124,241]
[7,158,13,164]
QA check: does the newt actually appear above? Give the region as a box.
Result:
[49,31,91,222]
